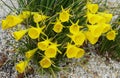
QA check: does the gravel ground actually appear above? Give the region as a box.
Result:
[0,0,120,78]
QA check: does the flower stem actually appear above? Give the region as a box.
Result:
[50,67,56,78]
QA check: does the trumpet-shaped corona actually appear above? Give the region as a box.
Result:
[86,3,98,14]
[39,57,51,68]
[28,26,45,39]
[84,31,99,44]
[33,13,48,23]
[59,6,70,22]
[38,39,51,51]
[106,30,116,40]
[44,43,59,58]
[53,19,63,33]
[18,11,31,19]
[75,48,85,58]
[88,25,103,37]
[67,31,85,46]
[69,20,82,34]
[13,29,28,41]
[1,15,23,30]
[15,60,28,73]
[25,48,38,59]
[65,43,78,58]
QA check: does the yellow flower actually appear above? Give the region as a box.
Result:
[101,23,111,33]
[28,26,45,39]
[84,31,99,44]
[87,13,99,25]
[1,15,23,30]
[15,60,28,73]
[39,57,51,68]
[44,43,60,58]
[99,12,113,23]
[53,19,63,33]
[13,29,28,41]
[33,13,48,23]
[88,25,103,37]
[25,48,38,59]
[106,30,117,40]
[18,11,31,19]
[86,3,99,14]
[65,43,78,58]
[69,20,82,34]
[68,31,86,46]
[38,39,51,51]
[75,48,85,58]
[59,6,70,22]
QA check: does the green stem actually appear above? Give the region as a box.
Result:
[50,67,56,78]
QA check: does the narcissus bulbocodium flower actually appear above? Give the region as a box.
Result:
[69,20,83,34]
[101,23,111,33]
[13,29,28,41]
[65,43,85,58]
[39,57,52,68]
[84,31,99,45]
[87,13,106,25]
[75,48,85,58]
[18,11,31,19]
[106,30,117,40]
[98,12,113,23]
[25,48,38,59]
[53,19,63,33]
[44,43,61,58]
[33,13,48,23]
[67,31,86,46]
[28,26,45,39]
[15,60,28,73]
[88,25,103,37]
[86,3,98,14]
[38,39,51,51]
[59,6,71,22]
[2,15,23,30]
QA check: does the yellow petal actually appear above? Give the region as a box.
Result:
[59,7,70,22]
[39,57,51,68]
[87,3,99,14]
[15,61,28,73]
[25,48,38,59]
[13,29,28,41]
[75,48,85,58]
[28,27,41,39]
[106,30,116,40]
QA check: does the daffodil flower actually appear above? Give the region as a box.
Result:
[53,19,63,33]
[69,20,83,34]
[13,29,28,41]
[28,26,45,39]
[15,60,28,73]
[44,43,61,58]
[59,6,71,22]
[2,15,23,30]
[84,31,99,44]
[25,48,38,59]
[75,48,85,58]
[39,57,52,68]
[33,13,48,23]
[67,31,86,46]
[86,3,98,14]
[106,30,117,40]
[65,43,79,58]
[38,39,51,51]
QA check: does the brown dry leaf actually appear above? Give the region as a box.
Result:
[0,53,7,67]
[16,73,24,78]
